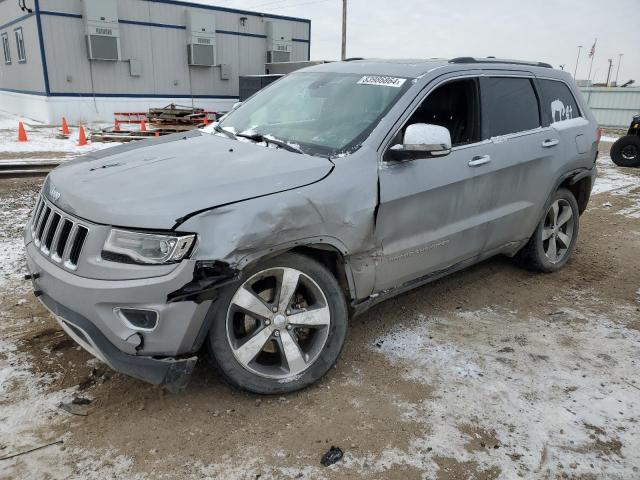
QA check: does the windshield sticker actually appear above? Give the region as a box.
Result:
[357,76,406,88]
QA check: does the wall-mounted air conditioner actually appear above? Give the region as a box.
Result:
[82,0,121,61]
[266,22,292,63]
[186,10,216,66]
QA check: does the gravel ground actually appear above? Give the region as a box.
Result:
[1,138,639,480]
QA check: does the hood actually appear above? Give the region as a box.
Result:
[45,131,333,229]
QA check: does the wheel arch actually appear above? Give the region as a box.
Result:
[560,172,592,215]
[236,237,358,304]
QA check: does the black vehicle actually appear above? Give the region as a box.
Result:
[611,115,640,167]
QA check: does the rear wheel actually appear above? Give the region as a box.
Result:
[206,252,348,394]
[517,188,579,272]
[611,135,640,167]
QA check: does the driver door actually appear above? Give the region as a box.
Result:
[373,76,494,291]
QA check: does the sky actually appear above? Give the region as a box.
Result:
[203,0,638,86]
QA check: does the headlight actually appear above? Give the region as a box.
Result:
[103,229,196,265]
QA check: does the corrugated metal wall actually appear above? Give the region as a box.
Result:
[0,1,46,94]
[578,87,640,129]
[39,0,310,98]
[1,0,310,98]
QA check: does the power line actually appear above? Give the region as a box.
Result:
[247,0,294,9]
[267,0,334,11]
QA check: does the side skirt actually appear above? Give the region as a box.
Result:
[351,241,525,317]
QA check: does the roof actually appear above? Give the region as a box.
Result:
[304,57,563,79]
[137,0,310,24]
[306,59,450,78]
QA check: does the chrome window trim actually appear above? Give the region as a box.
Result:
[380,73,486,162]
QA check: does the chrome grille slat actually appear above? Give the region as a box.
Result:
[33,203,48,243]
[35,207,51,246]
[45,213,62,253]
[30,194,90,271]
[40,212,57,254]
[31,197,44,235]
[62,224,79,265]
[52,219,73,262]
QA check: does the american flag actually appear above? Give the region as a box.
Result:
[588,39,597,58]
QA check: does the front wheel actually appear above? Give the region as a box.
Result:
[206,252,348,394]
[516,188,580,273]
[611,135,640,168]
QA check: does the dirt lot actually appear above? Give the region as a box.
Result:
[1,139,639,479]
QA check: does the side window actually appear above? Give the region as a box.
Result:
[1,33,10,65]
[538,79,581,125]
[482,77,540,137]
[401,78,481,147]
[14,27,26,63]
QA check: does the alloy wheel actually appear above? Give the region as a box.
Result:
[542,199,575,264]
[226,267,331,379]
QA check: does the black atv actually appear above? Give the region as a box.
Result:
[611,115,640,167]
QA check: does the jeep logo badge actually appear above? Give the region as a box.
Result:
[49,184,61,202]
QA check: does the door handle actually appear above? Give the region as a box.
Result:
[468,155,491,167]
[542,139,560,148]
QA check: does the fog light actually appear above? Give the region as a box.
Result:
[115,308,158,331]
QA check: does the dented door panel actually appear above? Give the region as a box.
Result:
[373,141,495,292]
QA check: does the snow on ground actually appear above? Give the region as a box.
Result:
[0,126,119,155]
[600,135,620,143]
[367,301,640,479]
[0,109,44,129]
[0,188,35,289]
[0,109,121,157]
[0,331,144,479]
[592,156,640,218]
[0,184,146,478]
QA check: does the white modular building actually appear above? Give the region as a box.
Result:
[0,0,311,123]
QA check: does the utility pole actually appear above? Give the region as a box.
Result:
[606,58,613,86]
[573,45,582,78]
[341,0,347,61]
[615,53,623,86]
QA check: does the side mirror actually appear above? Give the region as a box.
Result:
[388,123,452,161]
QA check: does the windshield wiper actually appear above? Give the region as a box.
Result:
[213,124,237,139]
[236,132,305,155]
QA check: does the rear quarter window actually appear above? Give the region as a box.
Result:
[482,77,540,137]
[538,79,581,125]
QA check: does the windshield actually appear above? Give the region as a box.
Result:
[216,72,411,157]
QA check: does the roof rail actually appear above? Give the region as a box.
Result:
[343,57,365,62]
[449,57,553,69]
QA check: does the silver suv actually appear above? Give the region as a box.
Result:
[25,58,599,393]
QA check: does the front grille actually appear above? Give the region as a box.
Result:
[31,195,90,271]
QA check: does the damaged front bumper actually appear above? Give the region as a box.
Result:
[24,239,216,391]
[40,293,197,392]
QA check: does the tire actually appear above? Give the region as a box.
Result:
[516,188,580,273]
[611,135,640,168]
[206,252,348,394]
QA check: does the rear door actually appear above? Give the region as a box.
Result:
[537,78,595,170]
[477,74,556,250]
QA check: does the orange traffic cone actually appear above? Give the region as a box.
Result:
[18,122,28,142]
[114,119,121,132]
[155,131,160,137]
[203,115,209,125]
[140,119,147,132]
[78,125,88,146]
[61,117,70,136]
